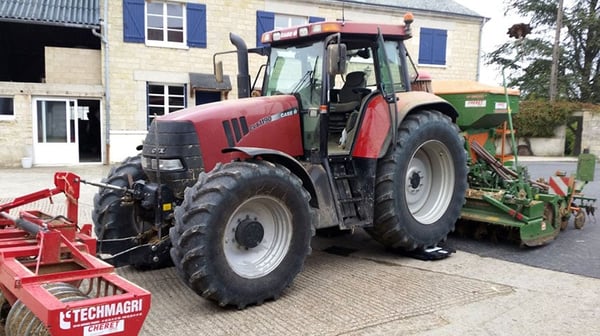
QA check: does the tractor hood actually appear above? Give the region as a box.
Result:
[161,95,299,125]
[157,95,304,170]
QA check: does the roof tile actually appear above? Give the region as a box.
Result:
[0,0,99,28]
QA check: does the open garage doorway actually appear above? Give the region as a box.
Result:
[78,99,101,163]
[32,98,101,165]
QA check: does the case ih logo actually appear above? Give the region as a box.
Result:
[150,147,167,154]
[222,109,298,147]
[59,299,144,330]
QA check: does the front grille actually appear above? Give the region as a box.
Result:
[142,120,204,199]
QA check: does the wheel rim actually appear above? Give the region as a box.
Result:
[223,196,292,279]
[405,140,455,224]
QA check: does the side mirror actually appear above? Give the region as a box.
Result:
[215,61,224,83]
[327,43,347,75]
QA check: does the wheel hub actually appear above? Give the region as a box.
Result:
[408,170,424,193]
[235,216,265,249]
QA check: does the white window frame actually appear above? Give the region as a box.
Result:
[0,96,15,120]
[147,83,186,127]
[274,14,307,29]
[145,1,187,49]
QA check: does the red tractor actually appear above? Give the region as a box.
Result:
[93,14,467,308]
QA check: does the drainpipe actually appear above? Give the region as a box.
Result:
[476,16,489,82]
[91,0,110,164]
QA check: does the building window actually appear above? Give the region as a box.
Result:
[256,11,324,47]
[146,2,185,45]
[0,97,14,119]
[274,14,307,30]
[418,28,447,66]
[123,0,206,48]
[147,83,186,127]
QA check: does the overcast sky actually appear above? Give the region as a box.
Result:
[453,0,526,85]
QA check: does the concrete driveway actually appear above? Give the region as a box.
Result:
[1,164,599,335]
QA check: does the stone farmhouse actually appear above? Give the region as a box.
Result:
[0,0,485,167]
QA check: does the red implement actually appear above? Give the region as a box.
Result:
[0,172,150,336]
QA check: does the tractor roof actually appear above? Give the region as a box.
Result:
[261,16,413,46]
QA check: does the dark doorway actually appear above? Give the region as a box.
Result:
[565,115,583,156]
[0,21,100,83]
[77,99,101,162]
[195,91,221,105]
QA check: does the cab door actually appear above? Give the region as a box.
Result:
[350,31,399,159]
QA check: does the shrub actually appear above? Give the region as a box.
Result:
[513,100,581,137]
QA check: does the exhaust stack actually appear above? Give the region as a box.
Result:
[229,33,251,98]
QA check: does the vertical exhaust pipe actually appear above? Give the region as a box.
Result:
[229,33,251,98]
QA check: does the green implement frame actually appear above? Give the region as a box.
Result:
[433,78,596,246]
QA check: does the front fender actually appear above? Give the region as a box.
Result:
[222,147,318,208]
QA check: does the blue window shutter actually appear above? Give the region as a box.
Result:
[187,3,207,48]
[123,0,145,43]
[256,10,274,47]
[309,16,325,23]
[432,30,447,65]
[418,28,433,64]
[419,28,447,65]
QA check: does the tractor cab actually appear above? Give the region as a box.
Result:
[258,19,415,160]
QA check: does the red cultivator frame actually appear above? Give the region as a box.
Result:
[0,172,150,336]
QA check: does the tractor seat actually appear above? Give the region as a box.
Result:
[330,71,367,114]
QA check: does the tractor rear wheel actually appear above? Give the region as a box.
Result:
[368,110,467,250]
[170,160,312,309]
[92,155,172,269]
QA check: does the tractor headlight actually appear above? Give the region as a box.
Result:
[142,157,184,171]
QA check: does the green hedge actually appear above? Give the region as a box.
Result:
[513,100,582,137]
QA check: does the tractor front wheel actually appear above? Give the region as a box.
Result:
[92,155,172,269]
[368,110,467,250]
[170,160,312,308]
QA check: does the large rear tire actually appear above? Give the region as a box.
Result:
[92,155,172,269]
[368,110,467,250]
[170,160,312,308]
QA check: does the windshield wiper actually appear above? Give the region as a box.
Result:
[291,70,313,93]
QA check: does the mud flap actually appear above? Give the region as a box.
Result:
[391,244,455,261]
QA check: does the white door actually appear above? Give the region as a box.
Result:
[33,99,78,165]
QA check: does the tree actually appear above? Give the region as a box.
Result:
[487,0,600,103]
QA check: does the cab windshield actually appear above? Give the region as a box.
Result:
[265,41,324,109]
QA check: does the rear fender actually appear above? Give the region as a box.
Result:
[222,147,318,208]
[352,91,457,159]
[396,91,458,122]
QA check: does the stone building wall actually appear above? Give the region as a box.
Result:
[105,0,483,162]
[581,109,600,157]
[45,47,102,85]
[0,0,483,166]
